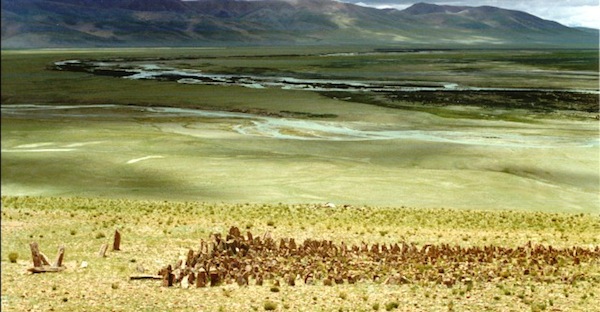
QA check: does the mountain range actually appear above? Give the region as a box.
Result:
[1,0,598,48]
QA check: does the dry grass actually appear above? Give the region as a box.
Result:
[1,196,599,311]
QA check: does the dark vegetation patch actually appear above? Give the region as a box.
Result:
[279,110,338,118]
[493,51,600,71]
[319,90,599,113]
[388,90,599,112]
[225,108,337,119]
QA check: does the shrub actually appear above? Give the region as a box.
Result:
[8,252,18,263]
[385,301,399,311]
[264,301,277,311]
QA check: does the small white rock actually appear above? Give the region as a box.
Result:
[80,261,88,268]
[181,278,189,289]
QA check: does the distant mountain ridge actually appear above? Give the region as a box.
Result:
[1,0,597,48]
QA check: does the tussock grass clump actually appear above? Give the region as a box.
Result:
[384,301,399,310]
[8,252,18,263]
[263,301,277,311]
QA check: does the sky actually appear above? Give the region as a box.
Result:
[339,0,600,29]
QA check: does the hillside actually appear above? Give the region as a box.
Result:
[1,0,597,48]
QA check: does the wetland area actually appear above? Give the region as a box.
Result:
[2,47,599,212]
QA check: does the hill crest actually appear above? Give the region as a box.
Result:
[1,0,597,48]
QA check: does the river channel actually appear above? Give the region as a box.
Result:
[2,104,598,148]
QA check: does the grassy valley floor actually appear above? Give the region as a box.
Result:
[1,196,599,311]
